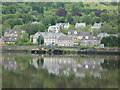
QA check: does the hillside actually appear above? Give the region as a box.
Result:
[1,2,119,36]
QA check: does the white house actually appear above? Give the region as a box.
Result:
[55,22,70,29]
[97,33,109,39]
[48,25,60,33]
[75,23,86,28]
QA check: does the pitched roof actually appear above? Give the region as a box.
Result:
[2,37,17,42]
[81,36,100,40]
[68,30,92,36]
[58,36,73,40]
[4,29,25,34]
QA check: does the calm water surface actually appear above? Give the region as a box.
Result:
[1,53,119,88]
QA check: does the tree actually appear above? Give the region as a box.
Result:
[56,8,67,16]
[37,35,44,45]
[101,36,120,47]
[16,32,29,45]
[71,6,82,16]
[66,13,73,24]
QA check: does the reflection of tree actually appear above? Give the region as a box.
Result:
[101,59,119,70]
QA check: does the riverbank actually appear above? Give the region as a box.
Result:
[1,45,120,55]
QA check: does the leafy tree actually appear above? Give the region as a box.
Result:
[101,36,120,47]
[56,8,67,16]
[71,6,82,16]
[37,35,44,45]
[16,32,29,45]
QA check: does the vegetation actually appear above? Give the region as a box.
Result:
[2,2,119,37]
[101,36,120,47]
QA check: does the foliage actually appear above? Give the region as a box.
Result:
[56,8,67,16]
[16,32,29,45]
[101,36,120,47]
[37,35,44,45]
[2,2,119,36]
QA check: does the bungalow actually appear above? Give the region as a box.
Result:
[81,36,101,46]
[75,23,86,28]
[48,25,60,33]
[58,36,74,46]
[55,22,70,29]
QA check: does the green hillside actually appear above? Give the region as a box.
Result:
[1,2,119,36]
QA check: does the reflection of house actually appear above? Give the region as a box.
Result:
[58,36,74,46]
[81,36,101,46]
[30,56,104,77]
[3,59,17,70]
[55,22,70,29]
[75,23,86,28]
[68,30,92,41]
[48,26,60,33]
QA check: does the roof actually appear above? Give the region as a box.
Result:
[2,37,17,42]
[56,22,69,26]
[81,36,100,40]
[4,29,25,34]
[93,23,102,27]
[97,33,109,37]
[34,32,65,38]
[75,23,86,27]
[58,36,73,40]
[68,30,92,36]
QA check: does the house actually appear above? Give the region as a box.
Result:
[44,32,65,45]
[55,22,70,29]
[58,36,74,46]
[2,37,17,44]
[75,23,86,28]
[97,33,109,39]
[48,25,60,33]
[89,23,102,31]
[81,36,101,46]
[3,29,26,44]
[0,38,5,45]
[4,29,25,37]
[93,23,102,28]
[33,32,46,44]
[31,21,40,24]
[68,30,92,41]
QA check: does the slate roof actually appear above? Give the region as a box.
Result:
[68,30,92,36]
[2,37,17,42]
[75,23,86,27]
[58,36,73,40]
[4,29,25,34]
[81,36,100,40]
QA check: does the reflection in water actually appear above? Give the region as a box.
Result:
[2,53,119,88]
[30,55,104,79]
[2,58,17,70]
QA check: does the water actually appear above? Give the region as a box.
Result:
[1,53,119,88]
